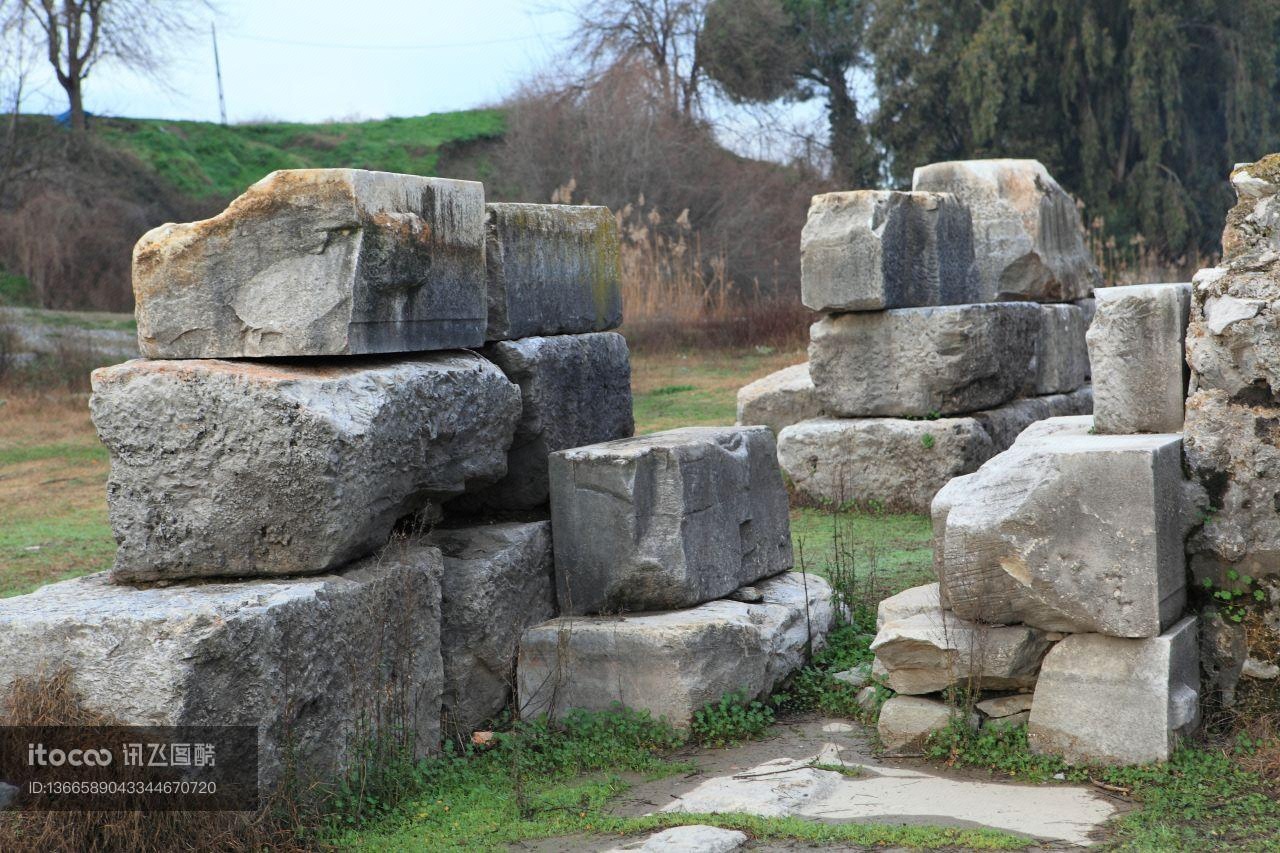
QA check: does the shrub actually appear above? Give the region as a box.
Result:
[691,691,775,747]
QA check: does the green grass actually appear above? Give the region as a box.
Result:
[790,505,934,590]
[0,268,35,307]
[632,383,738,433]
[0,306,136,333]
[0,508,116,598]
[96,110,506,200]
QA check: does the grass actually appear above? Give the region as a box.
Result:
[790,505,934,591]
[95,110,506,200]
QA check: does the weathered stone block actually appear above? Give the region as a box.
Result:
[1029,617,1200,765]
[870,611,1053,695]
[876,583,941,630]
[809,303,1040,417]
[912,159,1100,302]
[484,203,622,341]
[0,542,444,791]
[90,353,520,582]
[426,522,556,736]
[462,333,634,510]
[800,191,978,311]
[134,169,487,358]
[1030,303,1088,394]
[1222,155,1280,261]
[941,418,1188,637]
[878,696,977,754]
[549,426,792,615]
[736,363,823,436]
[1087,282,1190,433]
[517,572,833,726]
[970,386,1093,451]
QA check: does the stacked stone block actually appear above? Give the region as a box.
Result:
[748,160,1098,513]
[872,279,1203,765]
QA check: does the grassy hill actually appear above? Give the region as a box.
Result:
[94,108,507,200]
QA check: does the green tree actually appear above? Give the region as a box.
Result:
[699,0,878,188]
[869,0,1280,258]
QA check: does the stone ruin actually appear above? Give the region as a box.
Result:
[740,160,1098,512]
[0,168,834,795]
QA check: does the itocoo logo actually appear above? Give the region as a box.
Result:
[27,743,113,767]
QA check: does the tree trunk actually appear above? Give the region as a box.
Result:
[65,76,86,133]
[826,68,876,189]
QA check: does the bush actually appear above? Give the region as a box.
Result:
[691,691,775,747]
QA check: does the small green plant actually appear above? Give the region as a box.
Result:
[691,691,775,747]
[924,719,1073,782]
[812,761,862,777]
[920,432,936,450]
[1201,569,1267,623]
[650,384,696,395]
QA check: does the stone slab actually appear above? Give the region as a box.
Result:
[549,426,792,615]
[941,418,1188,637]
[1029,616,1200,765]
[1087,282,1190,433]
[517,572,833,727]
[808,303,1040,417]
[800,190,978,311]
[426,521,556,736]
[0,542,444,791]
[134,169,487,358]
[484,203,622,341]
[912,159,1100,302]
[90,353,520,582]
[736,362,823,436]
[462,332,634,511]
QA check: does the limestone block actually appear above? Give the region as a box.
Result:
[484,203,622,341]
[517,572,834,726]
[736,363,823,435]
[426,522,556,736]
[1029,617,1200,765]
[134,169,487,358]
[809,303,1040,417]
[1087,282,1190,433]
[870,611,1053,695]
[876,583,942,630]
[800,190,978,311]
[1030,303,1089,394]
[0,543,444,791]
[463,332,634,510]
[912,159,1100,302]
[970,386,1093,452]
[976,694,1034,719]
[878,696,977,754]
[549,426,792,615]
[941,418,1187,637]
[90,353,520,582]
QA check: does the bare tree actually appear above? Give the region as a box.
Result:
[567,0,709,119]
[7,0,209,132]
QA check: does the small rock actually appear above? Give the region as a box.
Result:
[855,686,879,712]
[727,585,765,603]
[0,781,16,809]
[1243,657,1279,680]
[607,825,748,852]
[984,711,1031,730]
[976,694,1035,719]
[878,696,977,754]
[831,663,872,689]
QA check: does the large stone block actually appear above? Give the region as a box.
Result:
[549,426,792,615]
[1030,303,1088,394]
[808,303,1040,417]
[800,191,978,311]
[484,203,622,341]
[912,159,1100,302]
[1087,282,1190,433]
[736,363,823,436]
[870,610,1052,695]
[426,522,556,736]
[461,333,634,511]
[776,387,1092,513]
[876,583,942,630]
[940,418,1188,637]
[91,353,520,582]
[517,572,833,726]
[0,542,444,791]
[134,169,487,358]
[1028,617,1200,765]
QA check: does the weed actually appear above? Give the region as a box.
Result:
[691,691,775,747]
[1200,570,1268,624]
[920,432,936,450]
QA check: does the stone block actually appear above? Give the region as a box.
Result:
[484,203,622,341]
[912,159,1100,302]
[876,583,942,630]
[970,386,1093,451]
[1222,155,1280,261]
[0,542,445,791]
[426,522,556,736]
[976,694,1034,719]
[870,611,1053,695]
[549,426,792,615]
[940,418,1188,637]
[1030,303,1088,394]
[1028,617,1200,765]
[800,190,978,311]
[808,303,1040,417]
[462,332,633,510]
[736,363,823,435]
[90,353,520,582]
[134,169,487,358]
[878,696,977,754]
[517,572,833,726]
[1087,282,1190,433]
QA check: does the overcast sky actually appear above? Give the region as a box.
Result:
[19,0,577,122]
